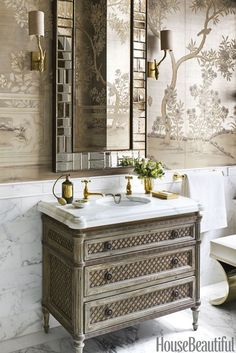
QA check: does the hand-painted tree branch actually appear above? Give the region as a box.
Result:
[160,1,226,144]
[77,23,121,114]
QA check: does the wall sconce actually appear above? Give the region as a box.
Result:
[148,30,173,80]
[28,11,46,72]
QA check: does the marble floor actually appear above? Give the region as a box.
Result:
[1,285,235,353]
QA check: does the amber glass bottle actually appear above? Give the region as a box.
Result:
[62,174,73,204]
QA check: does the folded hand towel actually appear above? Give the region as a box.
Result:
[182,171,227,233]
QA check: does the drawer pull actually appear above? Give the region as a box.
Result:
[104,271,113,281]
[172,257,179,266]
[105,308,113,317]
[104,242,112,251]
[171,230,179,239]
[172,289,179,298]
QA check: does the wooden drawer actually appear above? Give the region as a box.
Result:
[84,221,195,260]
[84,277,195,333]
[84,246,195,296]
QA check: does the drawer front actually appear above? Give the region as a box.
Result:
[85,247,195,296]
[85,222,195,260]
[85,277,195,332]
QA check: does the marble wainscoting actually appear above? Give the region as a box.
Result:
[0,168,236,342]
[0,175,124,342]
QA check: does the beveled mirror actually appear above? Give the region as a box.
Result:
[53,0,147,172]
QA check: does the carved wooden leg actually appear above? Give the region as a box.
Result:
[191,307,200,331]
[74,335,85,353]
[42,306,50,333]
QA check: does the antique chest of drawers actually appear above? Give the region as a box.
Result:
[41,210,201,353]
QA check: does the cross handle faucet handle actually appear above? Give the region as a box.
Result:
[81,179,91,185]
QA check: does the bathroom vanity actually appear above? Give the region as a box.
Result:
[38,196,201,353]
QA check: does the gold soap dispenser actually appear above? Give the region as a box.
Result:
[62,174,73,204]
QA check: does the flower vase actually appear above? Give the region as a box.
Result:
[144,177,153,194]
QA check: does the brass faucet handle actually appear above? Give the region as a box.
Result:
[125,175,133,195]
[81,179,91,185]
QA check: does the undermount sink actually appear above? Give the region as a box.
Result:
[96,196,151,207]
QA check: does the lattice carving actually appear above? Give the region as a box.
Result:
[89,250,192,288]
[89,282,192,324]
[47,229,73,252]
[87,226,193,255]
[50,255,72,320]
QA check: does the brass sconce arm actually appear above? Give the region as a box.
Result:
[148,50,167,80]
[36,35,46,72]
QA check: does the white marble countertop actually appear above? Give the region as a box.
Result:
[38,194,201,229]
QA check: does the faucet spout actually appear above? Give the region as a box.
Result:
[105,193,122,204]
[81,180,104,200]
[87,192,104,198]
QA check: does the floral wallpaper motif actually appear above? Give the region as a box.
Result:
[0,0,52,181]
[2,0,32,28]
[0,0,235,181]
[147,0,236,168]
[0,51,40,96]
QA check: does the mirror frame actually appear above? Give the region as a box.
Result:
[53,0,147,172]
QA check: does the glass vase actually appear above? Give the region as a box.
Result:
[144,177,153,194]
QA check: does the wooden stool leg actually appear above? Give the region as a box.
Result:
[210,260,236,305]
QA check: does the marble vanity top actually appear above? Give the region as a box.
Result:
[38,194,201,229]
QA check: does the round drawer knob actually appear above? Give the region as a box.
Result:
[105,308,113,317]
[172,257,179,266]
[172,289,179,298]
[104,242,112,251]
[104,271,113,281]
[171,230,179,239]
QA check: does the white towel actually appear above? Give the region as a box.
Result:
[182,171,227,233]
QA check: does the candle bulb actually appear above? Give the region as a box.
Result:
[28,11,44,37]
[147,34,159,61]
[160,30,173,51]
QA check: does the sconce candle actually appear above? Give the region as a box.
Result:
[28,10,46,72]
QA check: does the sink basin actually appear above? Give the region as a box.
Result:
[96,196,151,207]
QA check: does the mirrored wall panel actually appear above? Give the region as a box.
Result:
[74,0,131,152]
[53,0,147,172]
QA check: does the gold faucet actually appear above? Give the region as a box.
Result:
[81,180,104,200]
[125,176,133,195]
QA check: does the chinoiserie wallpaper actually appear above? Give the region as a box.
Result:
[0,0,53,182]
[147,0,236,169]
[0,0,235,182]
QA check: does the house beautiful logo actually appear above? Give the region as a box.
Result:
[156,336,235,352]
